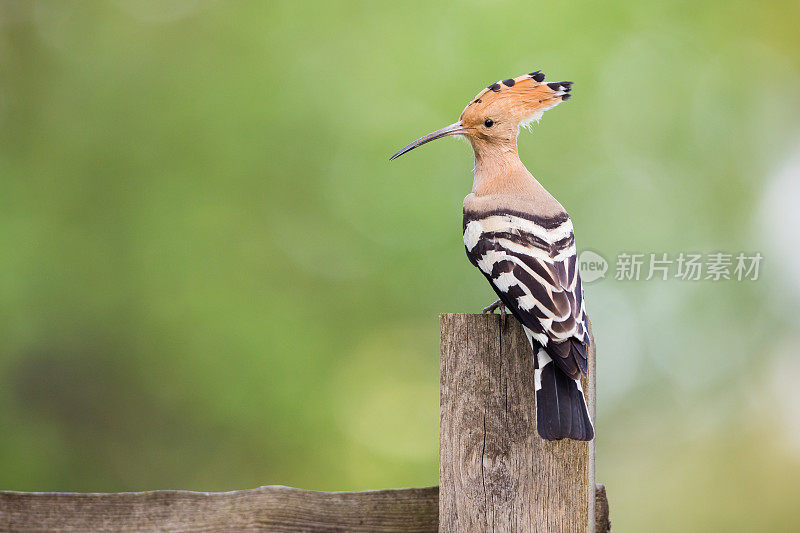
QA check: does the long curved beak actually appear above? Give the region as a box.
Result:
[389,122,465,160]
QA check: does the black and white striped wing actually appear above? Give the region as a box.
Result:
[463,211,589,379]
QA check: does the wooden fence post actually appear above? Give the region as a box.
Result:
[0,314,609,531]
[439,313,597,532]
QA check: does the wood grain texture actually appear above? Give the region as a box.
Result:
[439,313,596,532]
[0,486,439,532]
[0,485,609,532]
[595,484,611,532]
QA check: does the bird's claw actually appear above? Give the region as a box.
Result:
[483,299,509,330]
[482,299,507,316]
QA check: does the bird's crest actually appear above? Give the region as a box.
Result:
[460,71,572,129]
[388,70,573,160]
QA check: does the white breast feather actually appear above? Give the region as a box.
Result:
[463,220,483,251]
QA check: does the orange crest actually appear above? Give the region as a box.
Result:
[389,71,573,160]
[459,72,572,130]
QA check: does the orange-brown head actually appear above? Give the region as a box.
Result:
[390,71,572,160]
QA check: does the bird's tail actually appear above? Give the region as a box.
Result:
[534,348,594,441]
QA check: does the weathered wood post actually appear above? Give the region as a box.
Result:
[440,313,597,532]
[0,315,609,531]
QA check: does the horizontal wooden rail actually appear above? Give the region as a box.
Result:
[0,486,439,532]
[0,485,609,531]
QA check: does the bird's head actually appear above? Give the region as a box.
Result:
[390,71,572,160]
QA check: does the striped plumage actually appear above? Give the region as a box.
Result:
[391,70,593,441]
[463,208,593,441]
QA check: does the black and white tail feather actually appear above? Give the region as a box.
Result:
[464,209,594,441]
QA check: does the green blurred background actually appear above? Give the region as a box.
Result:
[2,0,799,530]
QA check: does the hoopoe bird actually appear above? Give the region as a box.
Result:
[390,71,593,441]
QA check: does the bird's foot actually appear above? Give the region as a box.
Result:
[482,299,507,316]
[483,299,509,330]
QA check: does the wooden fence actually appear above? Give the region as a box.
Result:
[0,314,609,532]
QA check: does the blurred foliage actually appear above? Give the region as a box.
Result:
[1,0,800,530]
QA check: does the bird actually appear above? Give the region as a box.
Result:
[390,71,593,441]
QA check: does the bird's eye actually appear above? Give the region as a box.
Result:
[484,119,494,128]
